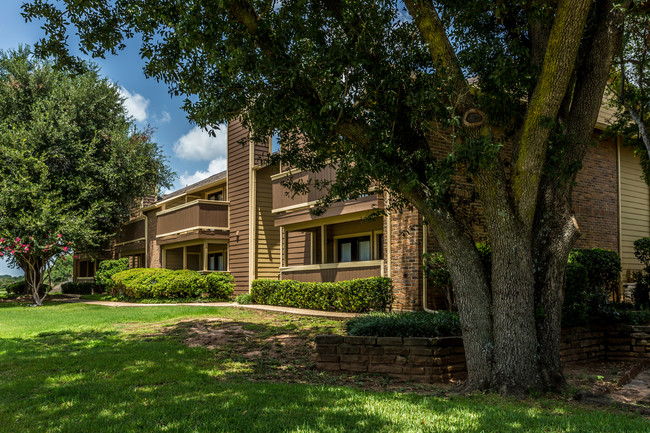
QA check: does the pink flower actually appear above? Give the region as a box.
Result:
[57,234,62,238]
[73,255,78,259]
[0,253,3,257]
[15,237,20,243]
[63,247,68,252]
[0,238,4,242]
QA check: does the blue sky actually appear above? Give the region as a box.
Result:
[0,2,228,276]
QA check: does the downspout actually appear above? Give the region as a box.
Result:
[422,221,436,313]
[144,213,148,268]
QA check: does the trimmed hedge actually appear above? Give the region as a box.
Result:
[346,311,460,338]
[61,282,97,295]
[110,268,234,300]
[250,277,393,313]
[632,237,650,308]
[95,258,129,290]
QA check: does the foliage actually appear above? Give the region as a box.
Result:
[0,274,22,288]
[632,237,650,308]
[0,47,172,305]
[61,282,96,295]
[346,311,460,338]
[235,293,253,305]
[204,272,236,299]
[45,257,73,286]
[568,248,622,301]
[561,262,591,327]
[110,268,233,301]
[423,242,491,310]
[95,258,129,290]
[251,278,393,313]
[5,280,50,297]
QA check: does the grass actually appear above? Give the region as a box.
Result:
[0,302,648,432]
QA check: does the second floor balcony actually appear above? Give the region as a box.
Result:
[116,218,146,245]
[157,200,229,238]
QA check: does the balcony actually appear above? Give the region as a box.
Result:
[157,200,229,238]
[280,261,384,282]
[116,218,145,245]
[271,167,383,226]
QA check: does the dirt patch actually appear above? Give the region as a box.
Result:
[564,360,637,394]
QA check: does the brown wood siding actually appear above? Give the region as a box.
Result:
[165,248,183,270]
[228,119,252,293]
[620,146,650,282]
[281,265,382,282]
[272,166,337,209]
[157,202,228,236]
[117,219,145,244]
[165,196,186,209]
[274,195,384,226]
[287,231,311,266]
[256,165,281,279]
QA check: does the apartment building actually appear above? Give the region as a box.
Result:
[74,110,650,310]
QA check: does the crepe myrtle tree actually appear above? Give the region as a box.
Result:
[608,4,650,183]
[23,0,638,394]
[0,47,172,305]
[0,234,72,305]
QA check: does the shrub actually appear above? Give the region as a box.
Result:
[250,277,393,313]
[95,258,129,290]
[5,280,50,296]
[5,280,27,295]
[346,311,460,338]
[205,272,235,300]
[423,243,491,311]
[562,261,590,327]
[235,293,253,305]
[632,238,650,308]
[110,268,234,300]
[61,282,96,295]
[568,248,621,300]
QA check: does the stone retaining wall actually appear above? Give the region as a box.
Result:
[316,325,650,384]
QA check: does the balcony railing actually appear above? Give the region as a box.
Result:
[279,260,383,283]
[116,218,146,245]
[157,200,229,238]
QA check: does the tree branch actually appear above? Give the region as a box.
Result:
[403,0,473,110]
[511,0,593,229]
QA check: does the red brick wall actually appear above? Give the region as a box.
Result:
[389,208,424,310]
[572,136,619,252]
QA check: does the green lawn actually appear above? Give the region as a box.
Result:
[0,303,647,432]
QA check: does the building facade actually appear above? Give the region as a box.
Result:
[74,111,650,310]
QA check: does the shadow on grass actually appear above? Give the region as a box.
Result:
[0,329,647,432]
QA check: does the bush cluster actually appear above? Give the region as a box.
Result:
[61,282,99,295]
[235,293,253,305]
[562,248,622,327]
[632,238,650,308]
[250,277,393,313]
[5,280,50,296]
[95,258,129,290]
[110,268,234,300]
[423,243,491,311]
[346,311,460,338]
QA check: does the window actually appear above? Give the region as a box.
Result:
[78,260,95,278]
[337,236,371,262]
[207,190,224,201]
[208,252,225,271]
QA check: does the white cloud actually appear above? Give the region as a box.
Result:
[158,111,172,123]
[118,86,149,123]
[173,125,227,161]
[177,158,228,188]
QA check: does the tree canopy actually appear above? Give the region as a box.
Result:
[0,47,172,304]
[21,0,642,394]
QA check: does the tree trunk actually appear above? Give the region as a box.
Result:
[422,207,494,391]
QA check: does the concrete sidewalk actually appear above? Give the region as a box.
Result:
[55,295,358,320]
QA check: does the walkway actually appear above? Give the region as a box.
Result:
[55,295,359,320]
